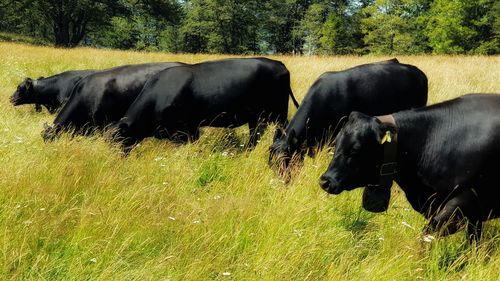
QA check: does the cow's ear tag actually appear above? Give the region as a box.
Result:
[380,131,392,144]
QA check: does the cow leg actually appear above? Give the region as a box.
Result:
[121,137,141,156]
[167,125,200,144]
[424,188,481,241]
[466,220,483,244]
[188,127,200,142]
[248,118,267,148]
[43,123,61,142]
[274,111,289,131]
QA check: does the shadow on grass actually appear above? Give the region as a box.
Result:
[338,208,376,238]
[198,128,247,154]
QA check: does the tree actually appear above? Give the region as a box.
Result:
[426,0,498,54]
[487,0,500,53]
[261,0,313,54]
[361,0,431,54]
[297,0,368,55]
[319,0,364,55]
[181,0,260,54]
[425,0,476,54]
[26,0,129,47]
[320,13,352,54]
[85,0,182,51]
[297,3,329,55]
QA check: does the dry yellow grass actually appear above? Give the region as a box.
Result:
[0,42,499,280]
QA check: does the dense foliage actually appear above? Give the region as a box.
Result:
[1,0,498,54]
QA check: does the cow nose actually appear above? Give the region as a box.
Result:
[319,175,331,191]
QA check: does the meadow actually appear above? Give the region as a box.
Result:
[0,42,499,280]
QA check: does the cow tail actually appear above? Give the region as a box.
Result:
[289,91,300,109]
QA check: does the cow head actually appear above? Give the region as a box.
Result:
[10,78,35,106]
[319,112,396,195]
[111,119,139,154]
[269,127,302,180]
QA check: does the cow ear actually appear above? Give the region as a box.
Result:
[273,127,284,141]
[25,78,33,91]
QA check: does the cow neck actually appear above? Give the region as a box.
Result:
[33,79,59,109]
[284,115,307,151]
[375,115,398,189]
[31,80,43,109]
[32,80,46,102]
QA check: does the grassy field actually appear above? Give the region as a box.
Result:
[0,42,499,280]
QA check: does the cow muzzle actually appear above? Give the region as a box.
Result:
[10,95,21,105]
[319,175,342,195]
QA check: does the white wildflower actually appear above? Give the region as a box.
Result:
[422,234,435,243]
[89,257,97,263]
[401,221,414,229]
[222,272,231,276]
[293,229,303,237]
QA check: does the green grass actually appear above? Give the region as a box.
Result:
[0,32,49,46]
[0,42,499,280]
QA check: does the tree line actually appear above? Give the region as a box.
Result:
[1,0,498,55]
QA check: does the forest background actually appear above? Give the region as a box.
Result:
[1,0,499,55]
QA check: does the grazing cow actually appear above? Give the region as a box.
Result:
[43,62,185,141]
[319,94,500,242]
[10,70,95,113]
[269,59,427,179]
[113,58,298,152]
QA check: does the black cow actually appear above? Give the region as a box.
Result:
[10,70,95,113]
[113,58,298,152]
[43,62,184,140]
[320,94,500,242]
[269,59,427,179]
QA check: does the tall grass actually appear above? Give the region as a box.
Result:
[0,42,499,280]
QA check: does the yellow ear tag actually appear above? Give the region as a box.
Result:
[381,131,392,144]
